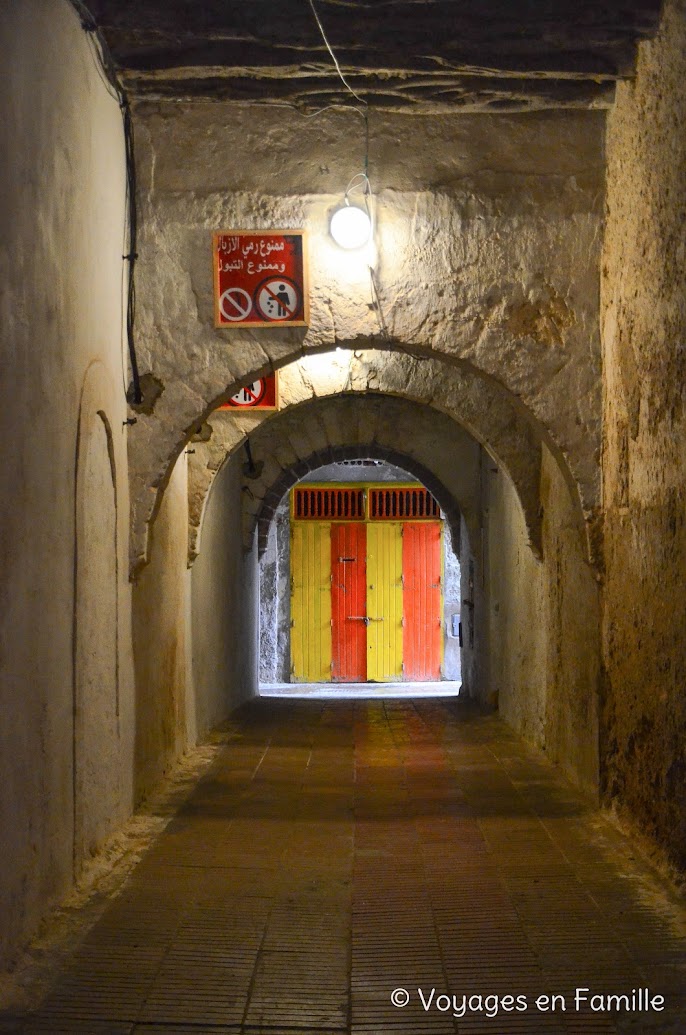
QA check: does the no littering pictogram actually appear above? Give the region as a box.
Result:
[254,277,300,322]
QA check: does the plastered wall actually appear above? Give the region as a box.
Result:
[0,0,133,965]
[484,447,600,793]
[132,452,190,803]
[191,452,259,732]
[601,0,686,867]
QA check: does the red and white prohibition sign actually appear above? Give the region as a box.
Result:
[214,231,308,328]
[229,380,268,407]
[219,287,253,322]
[254,277,300,322]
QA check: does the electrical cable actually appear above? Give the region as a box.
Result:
[306,0,367,109]
[67,0,142,406]
[305,2,388,339]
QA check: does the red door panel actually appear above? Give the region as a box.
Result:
[402,522,442,681]
[331,523,367,682]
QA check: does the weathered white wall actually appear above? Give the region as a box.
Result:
[0,0,133,965]
[191,452,259,731]
[132,452,190,802]
[485,446,600,792]
[601,0,686,868]
[442,522,462,682]
[540,447,601,791]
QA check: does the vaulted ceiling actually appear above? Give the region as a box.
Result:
[88,0,662,112]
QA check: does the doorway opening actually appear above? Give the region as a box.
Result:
[258,459,462,698]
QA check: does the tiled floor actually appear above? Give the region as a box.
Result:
[5,697,686,1033]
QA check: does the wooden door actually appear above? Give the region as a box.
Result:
[366,522,404,681]
[291,521,331,681]
[331,523,367,682]
[402,522,443,680]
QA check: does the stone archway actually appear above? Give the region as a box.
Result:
[130,342,599,576]
[189,392,485,564]
[184,349,593,576]
[253,442,463,559]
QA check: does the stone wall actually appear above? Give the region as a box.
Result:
[187,353,540,564]
[601,0,686,867]
[259,495,291,685]
[0,0,133,966]
[129,103,604,572]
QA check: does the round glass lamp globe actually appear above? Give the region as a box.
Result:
[330,204,371,249]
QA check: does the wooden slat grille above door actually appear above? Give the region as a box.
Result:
[368,486,440,520]
[293,486,365,521]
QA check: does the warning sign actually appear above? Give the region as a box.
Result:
[213,231,308,328]
[218,373,278,411]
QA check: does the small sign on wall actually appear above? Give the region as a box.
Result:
[218,373,279,411]
[213,231,308,328]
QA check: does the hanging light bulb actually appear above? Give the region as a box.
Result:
[330,198,372,250]
[330,173,373,250]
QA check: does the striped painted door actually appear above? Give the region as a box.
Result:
[366,522,404,681]
[402,522,443,680]
[331,523,367,682]
[290,521,331,681]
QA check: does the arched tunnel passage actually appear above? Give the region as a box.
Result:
[5,0,686,1002]
[182,381,601,793]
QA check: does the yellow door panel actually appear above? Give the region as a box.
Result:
[291,522,332,681]
[366,522,403,681]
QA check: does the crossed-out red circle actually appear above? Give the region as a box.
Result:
[229,379,268,407]
[253,276,300,322]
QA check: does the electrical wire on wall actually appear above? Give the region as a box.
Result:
[68,0,143,406]
[306,0,390,343]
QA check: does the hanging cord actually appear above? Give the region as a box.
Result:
[306,0,367,110]
[306,2,388,340]
[68,0,142,406]
[306,0,369,169]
